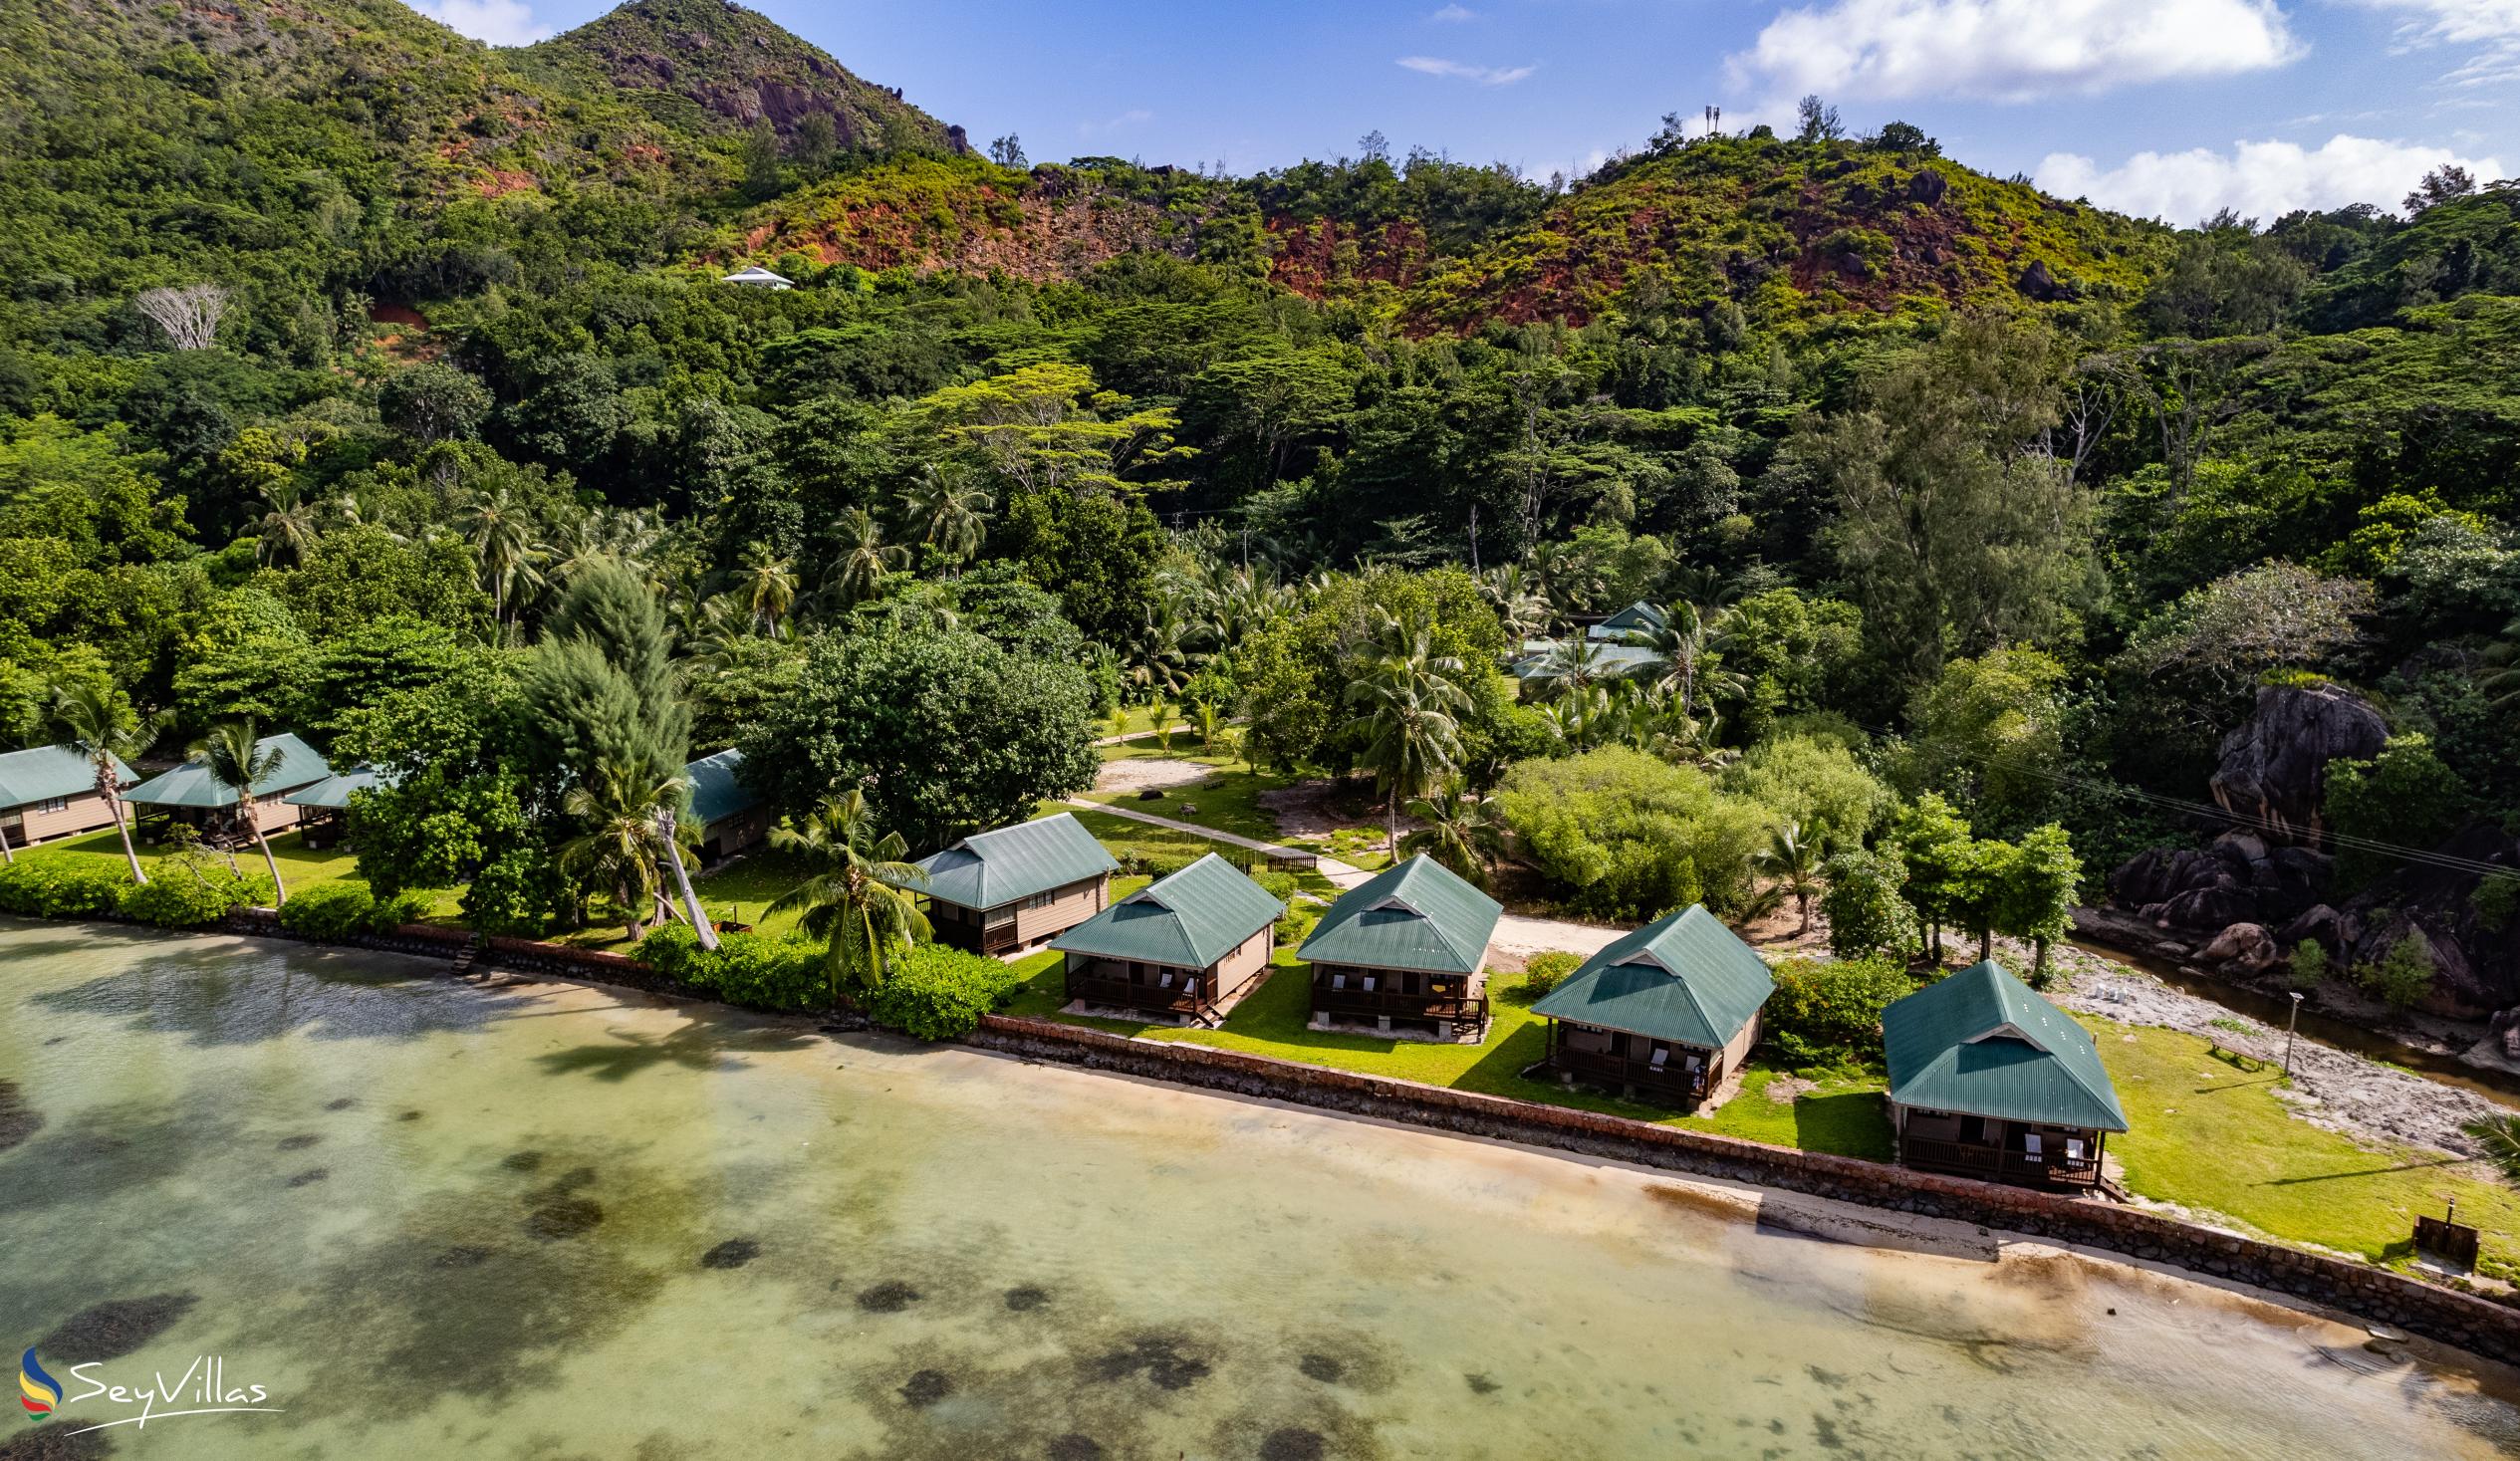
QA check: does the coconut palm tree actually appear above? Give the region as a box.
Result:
[1343,613,1472,853]
[1632,601,1746,715]
[1399,782,1506,887]
[824,508,905,610]
[1753,821,1826,936]
[1522,635,1622,701]
[195,720,289,904]
[252,481,322,568]
[558,758,694,942]
[736,545,798,636]
[902,463,993,564]
[49,683,164,885]
[457,488,547,624]
[766,790,930,1004]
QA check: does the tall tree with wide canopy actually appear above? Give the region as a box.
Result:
[766,790,930,1004]
[196,718,289,903]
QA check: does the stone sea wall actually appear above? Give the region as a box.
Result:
[966,1013,2520,1368]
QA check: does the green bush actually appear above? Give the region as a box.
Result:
[2360,933,2436,1009]
[368,889,433,932]
[1765,955,1913,1064]
[1494,746,1771,920]
[1518,950,1583,1001]
[2287,937,2329,990]
[0,860,132,918]
[119,866,268,927]
[279,881,378,940]
[635,926,828,1012]
[866,942,1025,1040]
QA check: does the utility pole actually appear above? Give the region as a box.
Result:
[1467,503,1479,575]
[1240,524,1250,576]
[2283,990,2304,1076]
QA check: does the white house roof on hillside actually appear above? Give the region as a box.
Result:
[720,265,794,288]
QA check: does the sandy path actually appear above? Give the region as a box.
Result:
[1091,757,1217,795]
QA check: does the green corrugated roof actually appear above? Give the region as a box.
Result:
[0,746,133,808]
[1051,852,1282,969]
[1298,854,1501,975]
[284,765,392,810]
[901,812,1117,911]
[125,733,332,810]
[1882,960,2129,1131]
[1590,601,1667,639]
[1530,905,1774,1049]
[684,748,757,827]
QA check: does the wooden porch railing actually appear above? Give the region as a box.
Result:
[1548,1046,1710,1101]
[1902,1136,2100,1186]
[1067,971,1205,1017]
[1311,983,1488,1024]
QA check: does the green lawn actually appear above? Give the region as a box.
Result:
[1081,757,1292,847]
[2094,1018,2520,1271]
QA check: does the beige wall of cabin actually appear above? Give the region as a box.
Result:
[1012,876,1109,944]
[1210,925,1272,994]
[3,790,126,845]
[1719,1007,1761,1077]
[699,807,773,861]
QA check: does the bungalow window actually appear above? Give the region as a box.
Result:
[36,796,69,814]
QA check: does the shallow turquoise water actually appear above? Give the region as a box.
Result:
[3,918,2518,1459]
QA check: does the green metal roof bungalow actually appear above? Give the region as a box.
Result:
[1053,852,1283,1026]
[1588,600,1667,641]
[124,732,331,842]
[283,764,395,851]
[900,812,1119,955]
[1882,960,2128,1189]
[1530,905,1774,1109]
[0,745,137,854]
[1508,638,1657,683]
[683,749,769,864]
[1299,854,1501,1042]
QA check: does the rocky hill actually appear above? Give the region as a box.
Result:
[526,0,962,153]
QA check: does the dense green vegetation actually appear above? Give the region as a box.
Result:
[5,0,2518,1021]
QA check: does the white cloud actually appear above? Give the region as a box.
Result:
[1428,4,1477,20]
[406,0,550,46]
[1730,0,2298,104]
[1078,109,1154,137]
[2037,133,2504,223]
[1396,55,1537,85]
[2344,0,2520,83]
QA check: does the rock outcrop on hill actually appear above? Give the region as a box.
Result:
[2207,684,2389,846]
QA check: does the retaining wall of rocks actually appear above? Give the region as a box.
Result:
[968,1013,2520,1367]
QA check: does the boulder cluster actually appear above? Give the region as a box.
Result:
[2106,685,2520,1022]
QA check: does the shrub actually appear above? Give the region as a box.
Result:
[1820,850,1917,960]
[2473,876,2519,934]
[1495,747,1771,920]
[2287,937,2329,989]
[866,942,1025,1040]
[636,926,828,1012]
[279,881,378,940]
[2361,933,2436,1009]
[119,866,267,927]
[368,889,433,932]
[1765,955,1913,1064]
[1518,950,1583,1001]
[0,860,132,918]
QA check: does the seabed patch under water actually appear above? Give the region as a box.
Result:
[3,918,2518,1460]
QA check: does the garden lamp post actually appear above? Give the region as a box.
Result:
[2283,991,2304,1076]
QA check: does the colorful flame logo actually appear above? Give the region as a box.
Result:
[18,1348,61,1419]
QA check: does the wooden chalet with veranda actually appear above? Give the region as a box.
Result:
[898,812,1119,956]
[1053,852,1283,1026]
[1881,959,2129,1190]
[1529,905,1774,1109]
[1298,854,1500,1042]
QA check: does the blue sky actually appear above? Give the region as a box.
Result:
[410,0,2519,224]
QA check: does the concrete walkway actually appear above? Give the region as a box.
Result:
[1066,798,1628,956]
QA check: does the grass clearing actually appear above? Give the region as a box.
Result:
[2092,1017,2520,1269]
[15,825,461,917]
